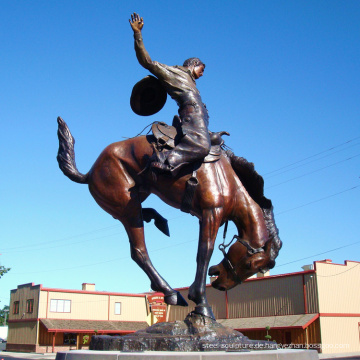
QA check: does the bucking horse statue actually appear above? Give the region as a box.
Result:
[56,116,281,320]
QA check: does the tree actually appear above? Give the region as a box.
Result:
[0,305,10,326]
[265,326,272,341]
[0,265,10,279]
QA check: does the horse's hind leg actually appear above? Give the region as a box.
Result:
[119,207,187,307]
[89,152,187,307]
[142,208,170,237]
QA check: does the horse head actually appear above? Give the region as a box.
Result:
[209,238,276,291]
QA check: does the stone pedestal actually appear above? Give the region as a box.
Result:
[55,313,319,359]
[90,313,275,352]
[55,349,319,360]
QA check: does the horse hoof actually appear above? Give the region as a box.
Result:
[165,291,188,307]
[194,305,215,320]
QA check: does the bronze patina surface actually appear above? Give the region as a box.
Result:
[56,12,282,352]
[57,116,280,319]
[90,313,276,352]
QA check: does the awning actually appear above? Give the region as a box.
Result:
[40,319,148,333]
[218,313,319,331]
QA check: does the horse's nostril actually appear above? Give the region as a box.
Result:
[208,265,220,276]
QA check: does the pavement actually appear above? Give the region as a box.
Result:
[0,350,359,360]
[319,354,360,360]
[0,352,56,360]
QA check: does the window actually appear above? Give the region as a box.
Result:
[50,299,71,313]
[26,299,34,313]
[13,301,19,314]
[114,302,121,315]
[63,333,77,345]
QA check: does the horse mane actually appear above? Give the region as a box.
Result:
[226,151,282,264]
[263,207,282,265]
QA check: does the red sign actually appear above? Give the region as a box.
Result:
[147,294,165,304]
[151,304,167,322]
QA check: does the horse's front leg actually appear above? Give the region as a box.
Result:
[188,207,223,319]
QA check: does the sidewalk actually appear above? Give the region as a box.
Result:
[1,350,359,359]
[319,352,360,359]
[0,351,56,359]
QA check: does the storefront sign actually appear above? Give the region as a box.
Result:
[151,304,167,323]
[147,294,165,304]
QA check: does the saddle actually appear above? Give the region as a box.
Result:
[151,119,229,163]
[151,119,229,213]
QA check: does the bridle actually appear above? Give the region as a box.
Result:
[218,222,265,283]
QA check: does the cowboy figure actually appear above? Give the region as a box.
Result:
[129,13,211,176]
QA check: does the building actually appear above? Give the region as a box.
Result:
[167,259,360,354]
[6,283,149,353]
[7,259,360,354]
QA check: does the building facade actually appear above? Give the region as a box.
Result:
[7,283,148,353]
[7,260,360,354]
[167,260,360,354]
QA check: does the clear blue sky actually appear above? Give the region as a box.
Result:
[1,1,359,307]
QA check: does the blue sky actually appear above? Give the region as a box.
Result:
[1,1,359,307]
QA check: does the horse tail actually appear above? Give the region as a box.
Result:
[57,117,89,184]
[263,207,282,266]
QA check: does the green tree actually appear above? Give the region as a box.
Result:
[0,265,11,326]
[265,326,272,341]
[0,305,10,326]
[0,265,10,279]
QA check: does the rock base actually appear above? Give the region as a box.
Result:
[56,349,320,360]
[90,312,277,352]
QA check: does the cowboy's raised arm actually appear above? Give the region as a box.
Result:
[129,13,157,72]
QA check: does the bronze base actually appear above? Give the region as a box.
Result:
[90,312,277,352]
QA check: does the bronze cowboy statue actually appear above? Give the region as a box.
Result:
[129,12,211,177]
[56,13,282,321]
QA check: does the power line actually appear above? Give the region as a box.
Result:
[276,240,360,267]
[264,135,360,176]
[2,138,358,253]
[317,263,360,277]
[0,230,124,254]
[0,212,187,253]
[0,224,120,251]
[2,139,359,275]
[8,238,197,275]
[275,185,360,215]
[266,153,360,189]
[2,184,358,259]
[0,213,188,254]
[265,141,360,179]
[8,182,359,274]
[7,234,360,277]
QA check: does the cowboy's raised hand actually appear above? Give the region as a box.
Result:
[129,12,144,33]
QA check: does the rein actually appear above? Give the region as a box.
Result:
[218,222,265,283]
